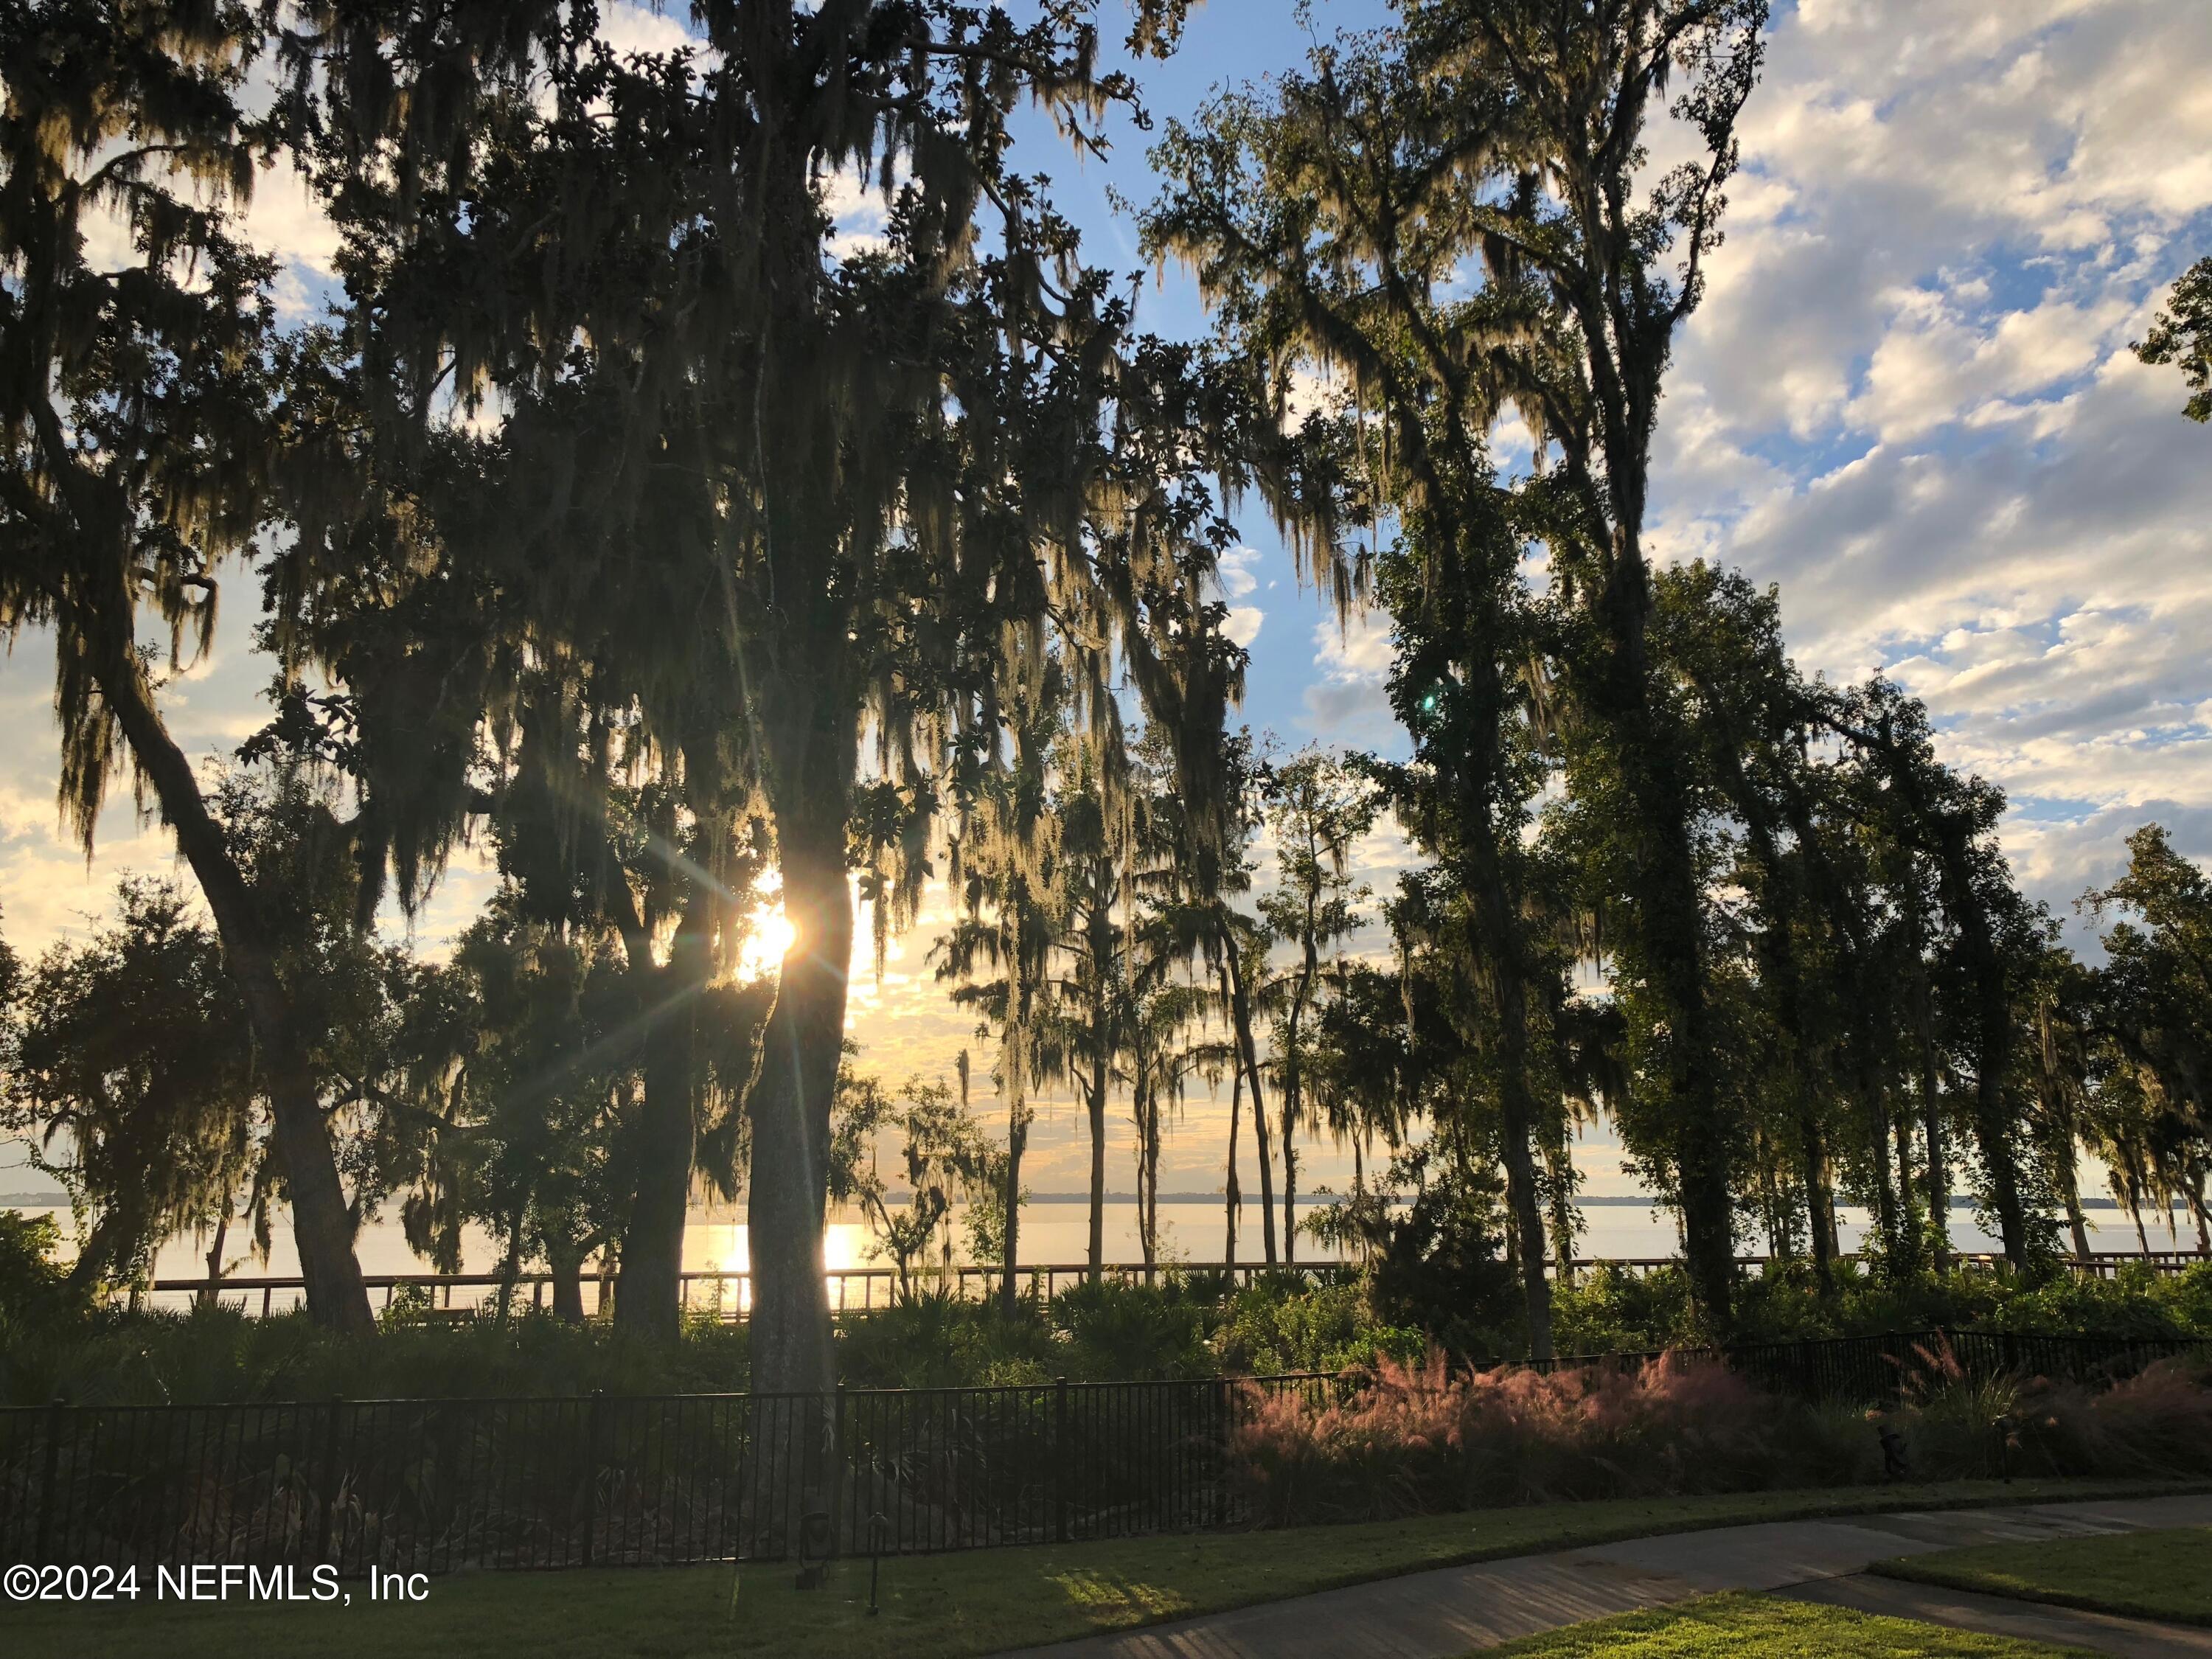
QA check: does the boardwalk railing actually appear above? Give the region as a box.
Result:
[4,1332,2202,1576]
[116,1248,2208,1320]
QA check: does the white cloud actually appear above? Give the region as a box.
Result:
[1300,606,1395,740]
[243,161,343,276]
[1636,0,2212,922]
[599,1,697,58]
[817,166,891,260]
[1217,544,1262,599]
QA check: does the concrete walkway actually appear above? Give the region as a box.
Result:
[992,1493,2212,1659]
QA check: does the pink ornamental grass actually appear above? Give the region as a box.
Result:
[1229,1349,1821,1526]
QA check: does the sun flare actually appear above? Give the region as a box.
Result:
[737,905,798,982]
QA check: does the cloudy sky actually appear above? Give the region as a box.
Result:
[5,0,2210,1207]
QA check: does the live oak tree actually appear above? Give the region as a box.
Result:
[2136,257,2212,424]
[1402,0,1770,1323]
[1141,28,1573,1352]
[2,878,256,1295]
[1818,681,2050,1270]
[0,0,375,1329]
[2079,825,2212,1249]
[267,0,1283,1387]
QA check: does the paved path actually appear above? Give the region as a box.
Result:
[992,1493,2212,1659]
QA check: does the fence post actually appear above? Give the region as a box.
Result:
[832,1382,847,1557]
[1054,1377,1069,1545]
[581,1390,604,1568]
[35,1398,64,1562]
[315,1397,342,1565]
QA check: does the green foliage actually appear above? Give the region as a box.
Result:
[2135,254,2212,422]
[1212,1276,1424,1376]
[834,1067,1003,1301]
[1,880,255,1290]
[1051,1279,1215,1380]
[10,1262,2208,1407]
[1548,1261,2212,1353]
[0,1301,749,1408]
[0,1211,94,1333]
[1360,1183,1523,1357]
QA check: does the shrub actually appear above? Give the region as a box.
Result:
[1213,1277,1423,1376]
[0,1300,752,1407]
[0,1211,94,1332]
[1228,1340,2212,1528]
[1050,1280,1212,1380]
[1229,1349,1854,1526]
[1874,1338,2212,1484]
[834,1292,1059,1388]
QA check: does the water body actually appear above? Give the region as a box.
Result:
[7,1196,2199,1285]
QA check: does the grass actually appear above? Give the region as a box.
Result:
[4,1478,2193,1659]
[1871,1525,2212,1628]
[1475,1591,2087,1657]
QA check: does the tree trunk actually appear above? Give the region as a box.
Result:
[1907,909,1951,1261]
[1548,1135,1578,1288]
[1966,1062,2029,1271]
[549,1249,588,1323]
[1798,1109,1836,1296]
[65,1209,129,1299]
[1087,1043,1108,1285]
[1918,1039,1950,1260]
[2037,1006,2092,1265]
[100,653,373,1334]
[1281,917,1321,1268]
[1585,548,1735,1329]
[1224,1062,1242,1267]
[2049,1102,2092,1264]
[199,1206,231,1311]
[745,811,852,1397]
[1468,821,1556,1360]
[1868,1105,1896,1270]
[1891,1108,1918,1270]
[1137,1075,1160,1279]
[1221,948,1277,1264]
[1000,1104,1027,1319]
[614,902,707,1340]
[496,1208,526,1325]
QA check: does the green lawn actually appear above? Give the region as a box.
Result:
[1477,1592,2087,1657]
[1872,1525,2212,1628]
[3,1480,2185,1659]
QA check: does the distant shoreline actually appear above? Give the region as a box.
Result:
[4,1190,2188,1212]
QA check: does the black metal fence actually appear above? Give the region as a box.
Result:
[2,1333,2200,1576]
[0,1374,1338,1575]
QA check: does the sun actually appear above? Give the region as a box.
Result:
[737,904,799,982]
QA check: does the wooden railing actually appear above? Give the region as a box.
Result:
[116,1246,2208,1320]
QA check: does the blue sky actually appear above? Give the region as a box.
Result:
[6,0,2211,1206]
